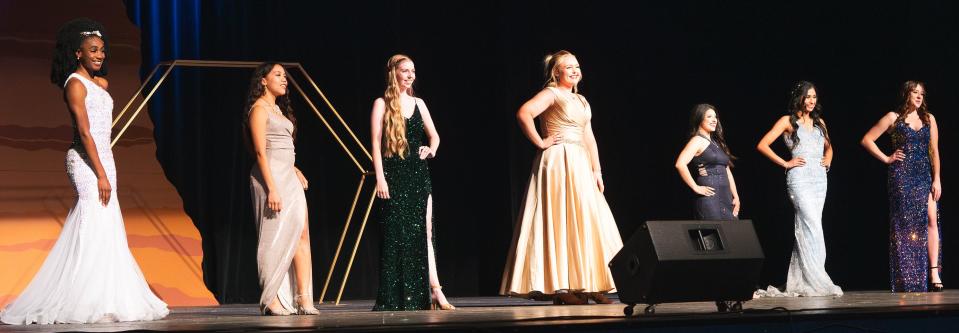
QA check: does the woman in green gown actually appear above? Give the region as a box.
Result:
[370,54,454,311]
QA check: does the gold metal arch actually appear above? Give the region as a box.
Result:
[111,60,376,305]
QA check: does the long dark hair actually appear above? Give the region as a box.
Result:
[786,81,829,145]
[689,103,735,165]
[895,80,930,125]
[51,18,109,87]
[243,62,296,150]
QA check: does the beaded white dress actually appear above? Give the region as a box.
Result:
[0,74,169,325]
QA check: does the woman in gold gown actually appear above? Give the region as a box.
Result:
[501,50,623,305]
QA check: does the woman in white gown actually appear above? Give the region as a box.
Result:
[0,18,169,325]
[755,81,842,297]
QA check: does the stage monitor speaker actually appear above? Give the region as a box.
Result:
[609,220,764,306]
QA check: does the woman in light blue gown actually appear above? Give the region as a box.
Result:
[756,81,843,297]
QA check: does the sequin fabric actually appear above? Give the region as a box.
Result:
[888,120,941,292]
[372,105,432,311]
[782,126,842,296]
[0,74,169,325]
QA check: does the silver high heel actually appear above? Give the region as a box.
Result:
[295,294,320,315]
[262,305,292,316]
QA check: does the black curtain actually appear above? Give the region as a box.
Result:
[125,0,957,303]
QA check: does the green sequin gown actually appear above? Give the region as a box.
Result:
[373,105,432,311]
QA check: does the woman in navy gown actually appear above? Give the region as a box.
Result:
[675,104,740,220]
[862,81,943,292]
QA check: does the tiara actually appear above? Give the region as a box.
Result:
[80,30,102,37]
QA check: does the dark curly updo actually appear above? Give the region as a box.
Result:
[50,18,108,88]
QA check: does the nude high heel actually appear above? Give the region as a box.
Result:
[262,304,292,316]
[552,292,587,305]
[430,285,456,310]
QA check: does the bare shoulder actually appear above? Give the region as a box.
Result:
[64,78,87,101]
[884,111,899,121]
[775,115,793,128]
[928,112,937,122]
[65,77,87,93]
[415,97,429,110]
[371,97,386,114]
[686,135,710,153]
[690,135,710,146]
[249,102,269,116]
[533,88,557,102]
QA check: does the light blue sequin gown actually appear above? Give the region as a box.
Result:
[782,125,843,296]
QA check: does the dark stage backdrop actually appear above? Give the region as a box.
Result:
[124,0,956,303]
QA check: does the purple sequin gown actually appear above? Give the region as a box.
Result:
[888,120,941,292]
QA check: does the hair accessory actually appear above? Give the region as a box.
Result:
[80,30,102,37]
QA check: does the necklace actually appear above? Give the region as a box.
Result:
[259,98,282,115]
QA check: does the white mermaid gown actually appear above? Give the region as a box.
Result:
[756,126,842,297]
[0,73,169,325]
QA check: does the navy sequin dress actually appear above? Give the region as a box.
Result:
[888,120,942,292]
[690,135,736,220]
[373,105,432,311]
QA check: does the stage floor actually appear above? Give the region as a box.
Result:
[2,290,959,332]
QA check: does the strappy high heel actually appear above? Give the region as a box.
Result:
[430,285,456,310]
[294,294,320,315]
[552,292,587,305]
[930,266,944,292]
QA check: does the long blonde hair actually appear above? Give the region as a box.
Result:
[543,50,578,93]
[382,54,414,158]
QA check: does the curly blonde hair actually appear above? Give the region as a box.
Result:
[382,54,414,158]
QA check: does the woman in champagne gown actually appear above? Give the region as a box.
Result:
[0,18,168,325]
[246,62,319,315]
[501,50,623,305]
